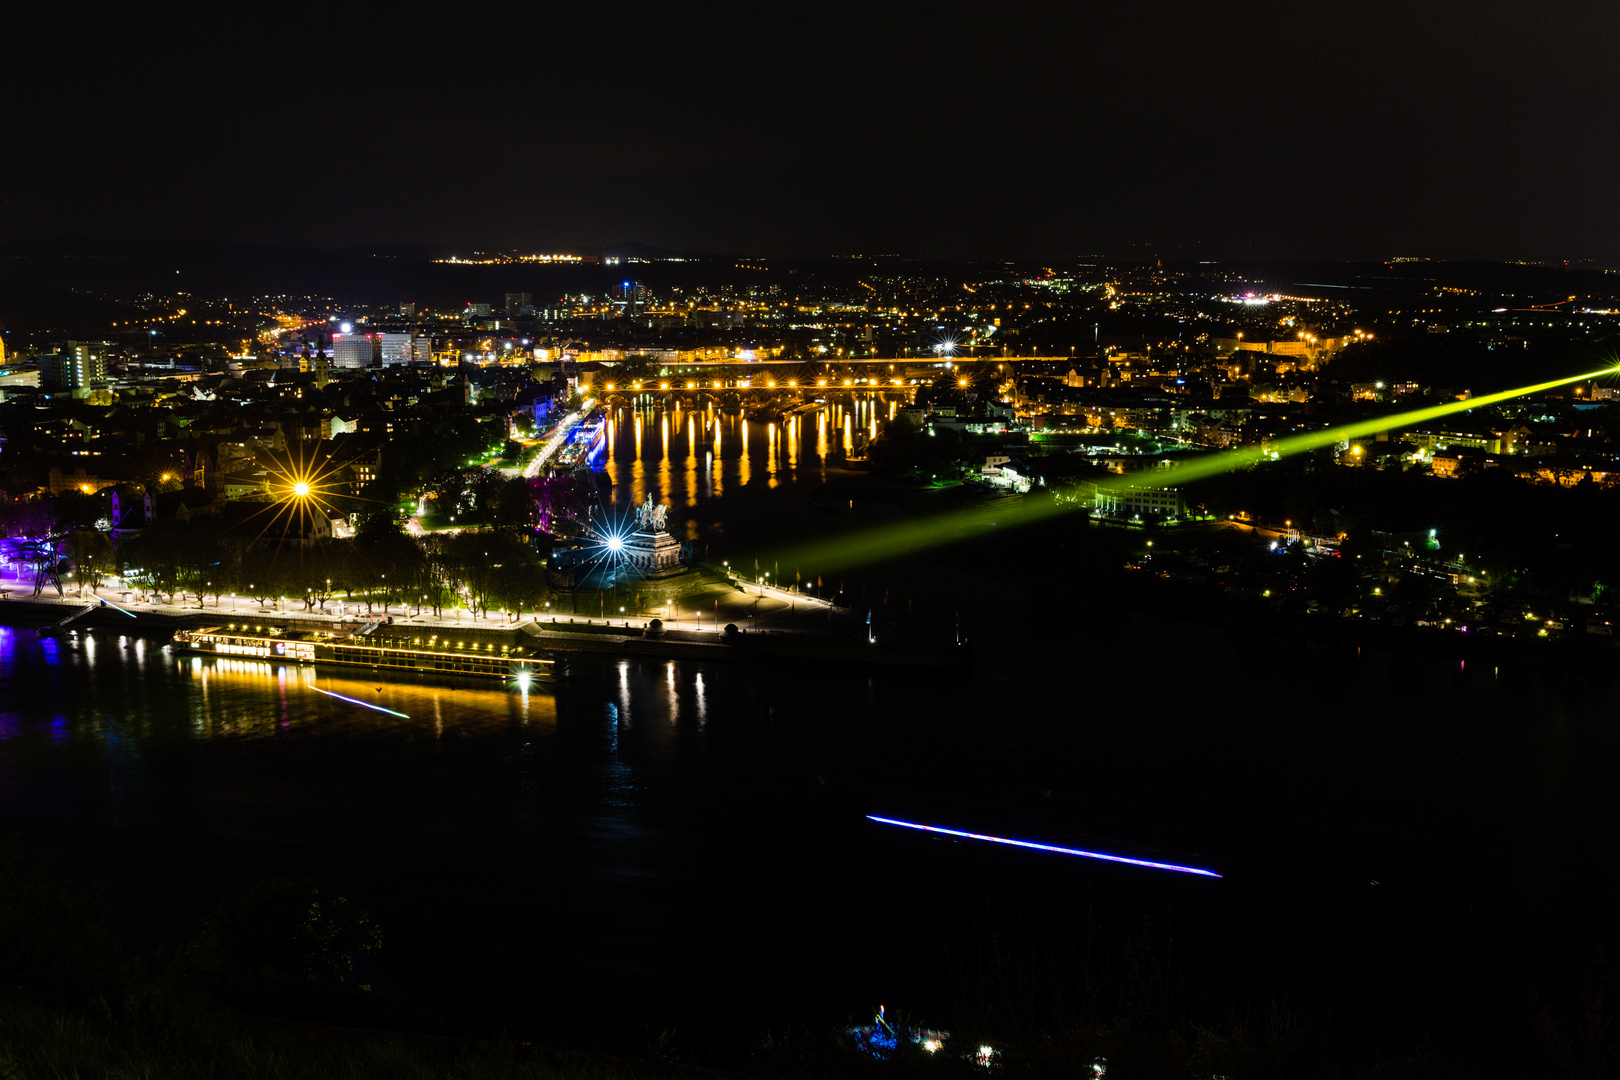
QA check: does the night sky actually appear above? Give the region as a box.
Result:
[9,1,1618,261]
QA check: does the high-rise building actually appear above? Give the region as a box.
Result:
[331,334,380,368]
[400,302,417,317]
[504,292,532,314]
[64,341,106,366]
[378,333,418,365]
[616,280,649,316]
[40,344,109,394]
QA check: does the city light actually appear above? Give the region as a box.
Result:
[769,362,1620,578]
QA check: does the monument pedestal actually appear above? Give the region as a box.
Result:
[619,527,685,579]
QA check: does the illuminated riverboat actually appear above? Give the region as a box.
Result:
[172,623,554,682]
[556,413,606,469]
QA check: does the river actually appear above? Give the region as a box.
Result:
[3,403,1619,1062]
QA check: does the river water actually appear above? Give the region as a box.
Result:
[3,404,1620,1060]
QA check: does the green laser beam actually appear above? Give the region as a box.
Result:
[771,363,1618,577]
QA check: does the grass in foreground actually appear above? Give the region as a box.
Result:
[0,997,660,1080]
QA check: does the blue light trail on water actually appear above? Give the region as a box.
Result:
[866,815,1222,878]
[309,685,410,719]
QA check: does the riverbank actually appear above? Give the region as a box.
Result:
[0,593,958,669]
[1105,570,1620,673]
[813,468,1620,676]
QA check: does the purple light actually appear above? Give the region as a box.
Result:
[309,684,410,719]
[866,815,1221,878]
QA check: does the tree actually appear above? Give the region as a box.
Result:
[414,534,456,616]
[173,878,380,1018]
[1304,552,1363,614]
[168,528,223,607]
[0,498,57,539]
[492,475,537,529]
[67,530,118,596]
[285,544,343,612]
[357,528,423,614]
[121,525,184,602]
[493,560,547,620]
[52,491,105,531]
[241,550,295,610]
[0,843,120,1001]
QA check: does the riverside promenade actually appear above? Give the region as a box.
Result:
[0,582,959,670]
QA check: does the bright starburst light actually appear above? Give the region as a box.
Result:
[561,485,675,588]
[230,442,381,551]
[563,501,639,585]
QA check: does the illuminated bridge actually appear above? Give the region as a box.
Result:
[576,356,1069,396]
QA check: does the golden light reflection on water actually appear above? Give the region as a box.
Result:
[181,657,554,739]
[605,397,907,510]
[658,413,672,504]
[685,414,698,507]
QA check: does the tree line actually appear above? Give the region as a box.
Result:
[79,519,550,620]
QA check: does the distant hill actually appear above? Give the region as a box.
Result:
[0,277,124,338]
[0,240,726,309]
[597,240,722,261]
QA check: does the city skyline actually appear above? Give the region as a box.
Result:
[10,4,1620,1075]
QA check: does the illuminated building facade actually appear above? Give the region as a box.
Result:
[331,334,380,368]
[1079,480,1186,520]
[39,344,108,395]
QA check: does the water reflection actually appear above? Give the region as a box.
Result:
[605,399,897,524]
[174,658,552,739]
[9,615,1620,1047]
[0,634,554,746]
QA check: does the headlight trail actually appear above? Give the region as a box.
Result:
[310,684,410,719]
[771,363,1619,576]
[867,815,1222,877]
